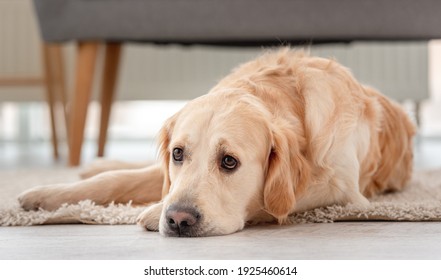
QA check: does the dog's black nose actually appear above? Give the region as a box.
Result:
[165,204,201,236]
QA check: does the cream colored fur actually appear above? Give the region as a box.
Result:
[18,49,415,236]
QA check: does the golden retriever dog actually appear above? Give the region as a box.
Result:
[18,49,415,237]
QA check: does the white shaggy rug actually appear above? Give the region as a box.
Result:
[1,168,441,226]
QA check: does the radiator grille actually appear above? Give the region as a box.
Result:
[120,42,428,102]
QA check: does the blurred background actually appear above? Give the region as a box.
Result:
[1,0,441,169]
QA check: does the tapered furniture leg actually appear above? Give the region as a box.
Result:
[68,42,99,166]
[97,43,122,157]
[51,45,69,143]
[42,44,59,159]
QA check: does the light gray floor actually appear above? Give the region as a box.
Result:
[2,222,441,260]
[1,138,441,259]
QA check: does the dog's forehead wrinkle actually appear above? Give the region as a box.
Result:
[181,104,215,125]
[173,110,217,144]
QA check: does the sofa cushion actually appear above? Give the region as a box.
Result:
[34,0,441,44]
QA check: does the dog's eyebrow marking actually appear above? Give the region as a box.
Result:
[216,138,240,160]
[216,138,229,153]
[171,135,190,149]
[213,138,229,164]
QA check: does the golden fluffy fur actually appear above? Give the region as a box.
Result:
[18,49,415,237]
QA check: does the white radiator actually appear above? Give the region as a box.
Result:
[312,42,429,102]
[119,42,429,102]
[0,0,429,103]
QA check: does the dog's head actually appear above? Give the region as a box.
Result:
[157,91,310,237]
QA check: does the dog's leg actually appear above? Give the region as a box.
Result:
[79,159,153,179]
[333,146,371,208]
[18,164,163,211]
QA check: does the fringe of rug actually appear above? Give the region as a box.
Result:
[2,200,441,227]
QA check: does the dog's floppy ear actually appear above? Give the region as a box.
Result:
[158,113,178,198]
[264,121,310,223]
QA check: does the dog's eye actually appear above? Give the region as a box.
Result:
[172,148,184,162]
[221,155,238,170]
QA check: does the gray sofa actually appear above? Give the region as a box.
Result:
[32,0,441,166]
[35,0,441,44]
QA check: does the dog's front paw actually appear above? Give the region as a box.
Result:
[137,202,163,231]
[18,185,67,211]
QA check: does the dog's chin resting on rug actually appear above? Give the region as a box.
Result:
[17,48,415,237]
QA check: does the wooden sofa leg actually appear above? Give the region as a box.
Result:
[97,43,122,157]
[42,44,59,159]
[51,45,69,145]
[68,42,99,166]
